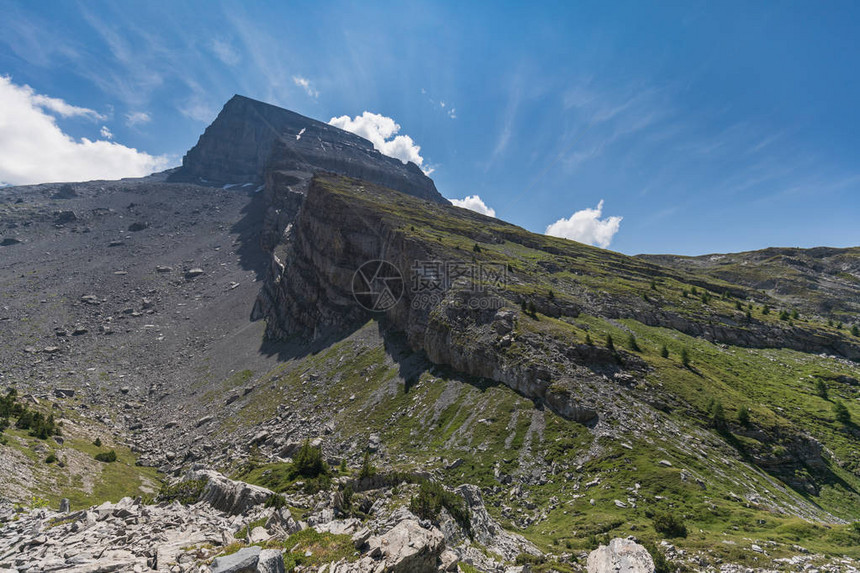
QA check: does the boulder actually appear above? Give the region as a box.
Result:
[187,469,273,515]
[365,519,445,573]
[54,210,77,225]
[210,546,261,573]
[587,538,655,573]
[257,549,285,573]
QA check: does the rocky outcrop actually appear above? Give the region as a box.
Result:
[256,174,634,425]
[0,496,234,571]
[451,485,540,562]
[587,538,655,573]
[210,546,262,573]
[186,468,273,515]
[364,518,445,573]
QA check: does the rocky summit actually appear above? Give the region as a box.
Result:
[1,96,860,573]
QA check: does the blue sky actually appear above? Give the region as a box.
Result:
[1,1,858,255]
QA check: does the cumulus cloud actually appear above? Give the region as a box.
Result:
[125,111,151,127]
[99,125,113,139]
[545,200,622,248]
[292,76,319,98]
[450,195,496,217]
[0,76,170,186]
[329,112,429,172]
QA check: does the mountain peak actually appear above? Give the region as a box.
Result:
[169,95,445,204]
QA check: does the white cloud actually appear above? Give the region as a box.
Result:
[210,38,240,66]
[447,108,457,119]
[329,112,430,172]
[29,92,106,121]
[125,111,151,127]
[450,195,496,217]
[0,76,170,186]
[292,76,319,98]
[545,200,622,248]
[100,125,113,139]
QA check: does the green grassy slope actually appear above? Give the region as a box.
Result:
[217,175,860,566]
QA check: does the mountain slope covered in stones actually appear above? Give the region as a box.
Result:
[2,96,860,573]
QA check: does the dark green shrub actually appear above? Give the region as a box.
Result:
[515,553,545,565]
[291,440,328,479]
[628,333,641,352]
[834,401,851,425]
[585,333,594,346]
[681,347,690,368]
[737,405,750,426]
[605,334,615,352]
[815,379,829,400]
[342,484,354,510]
[45,453,57,464]
[409,480,470,535]
[653,510,687,538]
[93,437,102,447]
[660,345,669,359]
[358,451,377,479]
[853,325,860,337]
[95,450,117,463]
[157,478,208,504]
[265,494,287,509]
[708,398,726,430]
[643,541,677,573]
[762,305,770,315]
[0,389,24,419]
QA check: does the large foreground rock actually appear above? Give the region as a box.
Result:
[365,518,445,573]
[210,546,260,573]
[187,468,274,515]
[587,538,655,573]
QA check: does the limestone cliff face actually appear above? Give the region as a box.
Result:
[257,174,860,428]
[257,175,631,424]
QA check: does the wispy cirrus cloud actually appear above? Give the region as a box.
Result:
[292,76,319,98]
[210,38,240,66]
[125,111,151,127]
[30,92,106,120]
